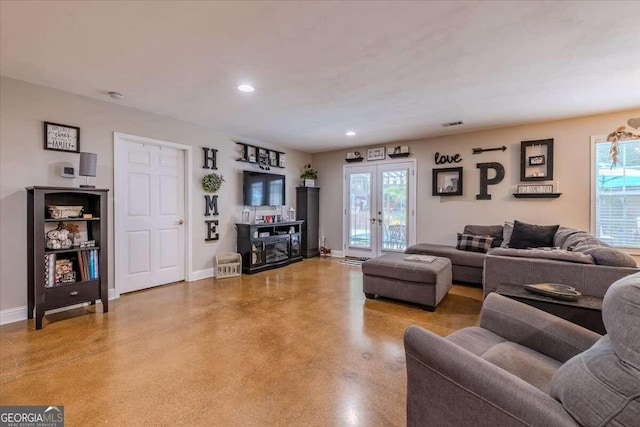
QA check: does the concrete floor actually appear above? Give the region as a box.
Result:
[0,257,483,426]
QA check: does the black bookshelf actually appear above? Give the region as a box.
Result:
[26,186,109,329]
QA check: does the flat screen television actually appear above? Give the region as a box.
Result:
[243,171,286,206]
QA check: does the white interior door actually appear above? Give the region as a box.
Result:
[343,160,416,258]
[117,138,186,293]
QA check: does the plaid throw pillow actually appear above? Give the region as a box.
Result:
[456,233,494,253]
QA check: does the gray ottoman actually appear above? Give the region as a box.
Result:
[362,253,452,311]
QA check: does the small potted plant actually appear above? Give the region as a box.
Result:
[300,164,318,187]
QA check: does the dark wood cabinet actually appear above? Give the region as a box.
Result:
[26,187,109,329]
[236,221,304,274]
[296,187,320,258]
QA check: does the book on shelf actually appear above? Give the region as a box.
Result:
[55,258,75,285]
[88,249,99,280]
[94,249,99,278]
[77,250,86,282]
[44,254,55,287]
[86,250,91,280]
[83,250,90,280]
[89,250,95,279]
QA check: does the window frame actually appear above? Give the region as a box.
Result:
[591,134,640,254]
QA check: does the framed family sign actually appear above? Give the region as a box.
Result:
[44,122,80,153]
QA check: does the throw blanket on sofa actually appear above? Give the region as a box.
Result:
[488,247,595,264]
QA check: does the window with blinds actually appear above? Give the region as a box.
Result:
[594,138,640,248]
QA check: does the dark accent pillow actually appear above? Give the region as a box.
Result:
[508,220,559,249]
[456,233,494,253]
[463,225,504,248]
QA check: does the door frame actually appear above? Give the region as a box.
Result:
[342,158,417,258]
[113,132,193,298]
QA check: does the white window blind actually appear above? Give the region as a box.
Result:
[594,138,640,248]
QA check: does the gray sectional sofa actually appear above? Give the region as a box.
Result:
[405,223,638,298]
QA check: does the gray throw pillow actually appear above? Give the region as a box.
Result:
[488,247,595,264]
[508,220,559,249]
[500,221,514,248]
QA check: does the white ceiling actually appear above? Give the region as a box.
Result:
[1,1,639,153]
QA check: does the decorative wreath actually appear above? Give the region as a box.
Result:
[202,173,225,193]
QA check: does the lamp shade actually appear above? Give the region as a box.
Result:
[79,152,97,177]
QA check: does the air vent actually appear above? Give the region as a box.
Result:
[441,121,464,128]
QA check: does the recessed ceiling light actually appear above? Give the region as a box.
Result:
[108,91,124,100]
[238,84,255,93]
[346,131,356,136]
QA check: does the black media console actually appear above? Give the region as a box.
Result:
[236,221,304,274]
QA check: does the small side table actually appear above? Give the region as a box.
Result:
[496,284,605,335]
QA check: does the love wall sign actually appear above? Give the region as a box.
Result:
[434,152,462,164]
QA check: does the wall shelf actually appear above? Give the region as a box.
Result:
[345,157,364,163]
[513,193,562,199]
[235,142,285,169]
[433,167,463,196]
[388,152,411,159]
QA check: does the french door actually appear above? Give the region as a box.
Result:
[343,160,416,258]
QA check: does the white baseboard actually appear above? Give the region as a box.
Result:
[190,268,214,281]
[0,289,120,326]
[330,251,345,258]
[0,305,28,326]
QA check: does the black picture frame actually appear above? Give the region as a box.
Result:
[44,121,80,153]
[367,147,386,161]
[528,155,545,166]
[257,148,268,163]
[433,167,463,196]
[521,139,553,181]
[269,150,278,166]
[247,145,257,163]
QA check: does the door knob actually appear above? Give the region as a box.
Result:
[177,219,184,225]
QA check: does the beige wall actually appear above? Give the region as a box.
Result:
[313,108,640,252]
[0,77,312,311]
